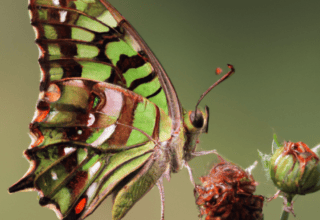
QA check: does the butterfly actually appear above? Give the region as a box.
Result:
[9,1,234,219]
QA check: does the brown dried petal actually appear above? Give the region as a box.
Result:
[195,160,264,220]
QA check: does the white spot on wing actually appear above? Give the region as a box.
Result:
[53,0,60,6]
[87,113,95,127]
[87,182,98,198]
[59,11,68,23]
[51,171,58,180]
[46,110,59,122]
[91,124,116,147]
[77,129,83,135]
[101,89,123,117]
[89,162,101,177]
[64,147,76,155]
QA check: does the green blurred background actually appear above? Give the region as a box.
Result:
[1,0,319,219]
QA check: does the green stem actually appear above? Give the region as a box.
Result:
[280,210,290,220]
[280,195,294,220]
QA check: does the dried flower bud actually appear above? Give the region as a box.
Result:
[260,135,320,196]
[195,156,264,220]
[271,141,320,194]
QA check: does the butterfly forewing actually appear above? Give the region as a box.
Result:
[28,0,184,116]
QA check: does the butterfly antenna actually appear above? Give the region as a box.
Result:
[194,64,235,114]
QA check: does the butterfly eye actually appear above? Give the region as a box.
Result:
[190,111,204,128]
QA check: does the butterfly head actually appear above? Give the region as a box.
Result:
[187,106,210,133]
[183,106,209,159]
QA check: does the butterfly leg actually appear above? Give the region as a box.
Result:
[186,150,218,186]
[191,149,217,157]
[156,178,165,220]
[267,189,281,202]
[184,162,195,187]
[186,163,206,220]
[283,196,296,217]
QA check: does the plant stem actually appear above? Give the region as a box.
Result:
[280,195,294,220]
[280,210,290,220]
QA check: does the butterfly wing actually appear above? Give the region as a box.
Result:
[29,0,182,123]
[10,1,186,219]
[10,78,174,219]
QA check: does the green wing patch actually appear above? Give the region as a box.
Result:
[29,0,169,114]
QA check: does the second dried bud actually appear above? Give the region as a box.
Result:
[195,156,264,220]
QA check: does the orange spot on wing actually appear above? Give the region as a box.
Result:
[75,197,87,215]
[45,84,61,103]
[33,101,50,123]
[34,109,49,122]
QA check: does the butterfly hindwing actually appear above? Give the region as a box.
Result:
[9,77,175,219]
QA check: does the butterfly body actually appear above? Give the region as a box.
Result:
[9,1,213,219]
